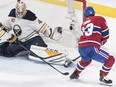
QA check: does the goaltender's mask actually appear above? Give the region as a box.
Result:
[15,1,27,18]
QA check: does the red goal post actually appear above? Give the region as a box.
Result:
[66,0,87,36]
[75,0,86,11]
[39,0,87,23]
[74,0,86,22]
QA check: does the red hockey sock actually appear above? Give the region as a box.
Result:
[75,59,92,74]
[101,55,115,76]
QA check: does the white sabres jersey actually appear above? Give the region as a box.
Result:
[4,9,49,42]
[4,17,41,42]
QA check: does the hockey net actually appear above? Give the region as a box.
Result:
[36,0,86,48]
[38,0,86,30]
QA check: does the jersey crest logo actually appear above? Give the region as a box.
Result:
[13,24,22,36]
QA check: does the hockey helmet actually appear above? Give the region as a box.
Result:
[84,6,95,17]
[15,0,27,18]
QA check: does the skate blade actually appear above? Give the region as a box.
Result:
[99,82,113,86]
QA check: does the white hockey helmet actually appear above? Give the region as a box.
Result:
[15,0,27,18]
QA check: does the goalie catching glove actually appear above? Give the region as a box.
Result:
[39,22,63,41]
[50,26,62,40]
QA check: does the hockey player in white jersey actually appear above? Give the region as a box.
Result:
[0,0,53,57]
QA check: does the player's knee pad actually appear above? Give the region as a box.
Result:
[101,55,115,76]
[104,55,115,68]
[79,59,92,67]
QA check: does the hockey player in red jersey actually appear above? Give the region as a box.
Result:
[70,6,115,85]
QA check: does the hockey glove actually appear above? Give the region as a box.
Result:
[50,27,62,40]
[101,40,107,45]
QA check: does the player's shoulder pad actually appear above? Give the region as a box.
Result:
[8,8,16,17]
[23,10,37,21]
[8,9,37,21]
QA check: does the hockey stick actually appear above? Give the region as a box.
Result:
[18,43,69,75]
[72,55,81,62]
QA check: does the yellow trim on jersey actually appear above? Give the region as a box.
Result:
[0,30,5,38]
[41,23,48,33]
[20,31,37,42]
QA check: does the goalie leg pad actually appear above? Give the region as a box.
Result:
[29,45,69,65]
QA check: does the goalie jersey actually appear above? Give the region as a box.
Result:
[4,8,51,42]
[78,16,109,48]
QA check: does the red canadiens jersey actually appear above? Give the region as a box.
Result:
[78,16,109,48]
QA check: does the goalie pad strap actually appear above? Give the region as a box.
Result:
[29,45,68,64]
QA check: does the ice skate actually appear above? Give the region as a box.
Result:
[70,70,79,79]
[99,73,112,86]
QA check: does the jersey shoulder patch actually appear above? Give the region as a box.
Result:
[8,9,37,21]
[23,10,37,21]
[8,8,16,17]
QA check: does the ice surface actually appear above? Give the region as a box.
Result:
[0,0,116,87]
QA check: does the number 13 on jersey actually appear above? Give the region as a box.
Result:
[82,23,94,36]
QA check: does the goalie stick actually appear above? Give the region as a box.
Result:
[64,55,81,67]
[37,55,81,67]
[18,42,69,75]
[30,45,81,67]
[72,55,81,62]
[45,55,81,67]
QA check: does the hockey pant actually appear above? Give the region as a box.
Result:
[0,36,47,57]
[75,46,115,76]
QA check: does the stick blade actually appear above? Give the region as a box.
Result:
[63,72,69,75]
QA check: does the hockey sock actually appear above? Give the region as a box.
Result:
[75,59,92,74]
[101,55,115,76]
